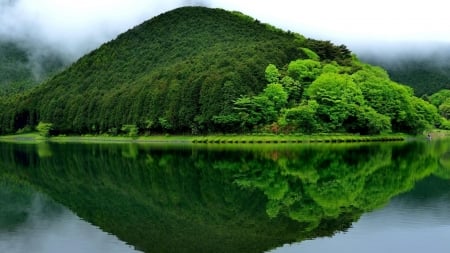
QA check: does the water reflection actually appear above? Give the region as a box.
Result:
[0,139,447,252]
[269,174,450,253]
[0,178,140,253]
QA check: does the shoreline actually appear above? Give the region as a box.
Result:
[0,133,410,144]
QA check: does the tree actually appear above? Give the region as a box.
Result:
[439,99,450,119]
[121,124,138,138]
[262,83,288,112]
[234,95,277,131]
[306,73,364,132]
[287,59,322,83]
[352,64,439,133]
[265,64,280,83]
[283,100,319,133]
[36,122,53,137]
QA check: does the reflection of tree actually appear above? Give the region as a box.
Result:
[227,143,437,230]
[0,141,439,253]
[428,139,450,180]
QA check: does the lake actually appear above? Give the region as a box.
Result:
[0,139,449,253]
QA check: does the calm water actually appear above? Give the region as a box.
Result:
[0,139,449,253]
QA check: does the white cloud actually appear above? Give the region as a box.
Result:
[206,0,450,47]
[1,0,449,61]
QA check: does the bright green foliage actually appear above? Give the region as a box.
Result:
[283,100,319,133]
[429,89,450,107]
[300,47,320,61]
[285,59,322,103]
[287,59,322,83]
[352,106,391,135]
[265,64,281,83]
[439,99,450,119]
[428,89,450,119]
[121,124,138,137]
[262,83,288,111]
[280,76,302,105]
[36,122,53,137]
[306,73,364,132]
[352,64,440,133]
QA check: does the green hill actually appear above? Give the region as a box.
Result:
[0,41,65,96]
[0,7,441,135]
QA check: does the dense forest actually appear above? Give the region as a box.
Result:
[0,40,64,96]
[0,7,446,136]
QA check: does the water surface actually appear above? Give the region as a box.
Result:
[0,139,449,252]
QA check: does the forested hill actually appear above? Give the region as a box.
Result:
[361,49,450,96]
[0,7,442,135]
[0,41,65,96]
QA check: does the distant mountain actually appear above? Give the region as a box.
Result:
[360,46,450,96]
[0,40,65,96]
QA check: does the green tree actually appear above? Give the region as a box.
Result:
[265,64,280,83]
[429,89,450,107]
[280,76,302,105]
[306,73,364,132]
[439,99,450,119]
[121,124,138,138]
[283,100,319,133]
[353,64,439,133]
[262,83,288,111]
[36,122,53,137]
[234,95,277,131]
[287,59,322,83]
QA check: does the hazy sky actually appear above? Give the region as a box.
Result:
[1,0,449,61]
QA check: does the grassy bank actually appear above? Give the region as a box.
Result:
[0,133,193,144]
[0,133,408,144]
[191,134,406,144]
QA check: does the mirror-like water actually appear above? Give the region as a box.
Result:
[0,139,449,253]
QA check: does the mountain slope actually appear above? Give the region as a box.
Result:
[0,40,65,96]
[1,6,352,135]
[360,48,450,96]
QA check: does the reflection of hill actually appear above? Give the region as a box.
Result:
[0,176,63,231]
[400,175,450,202]
[0,142,438,253]
[0,177,34,230]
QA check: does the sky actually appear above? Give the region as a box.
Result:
[1,0,450,62]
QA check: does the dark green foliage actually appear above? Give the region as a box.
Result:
[304,39,352,65]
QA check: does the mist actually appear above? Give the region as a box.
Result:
[1,0,450,69]
[0,0,206,63]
